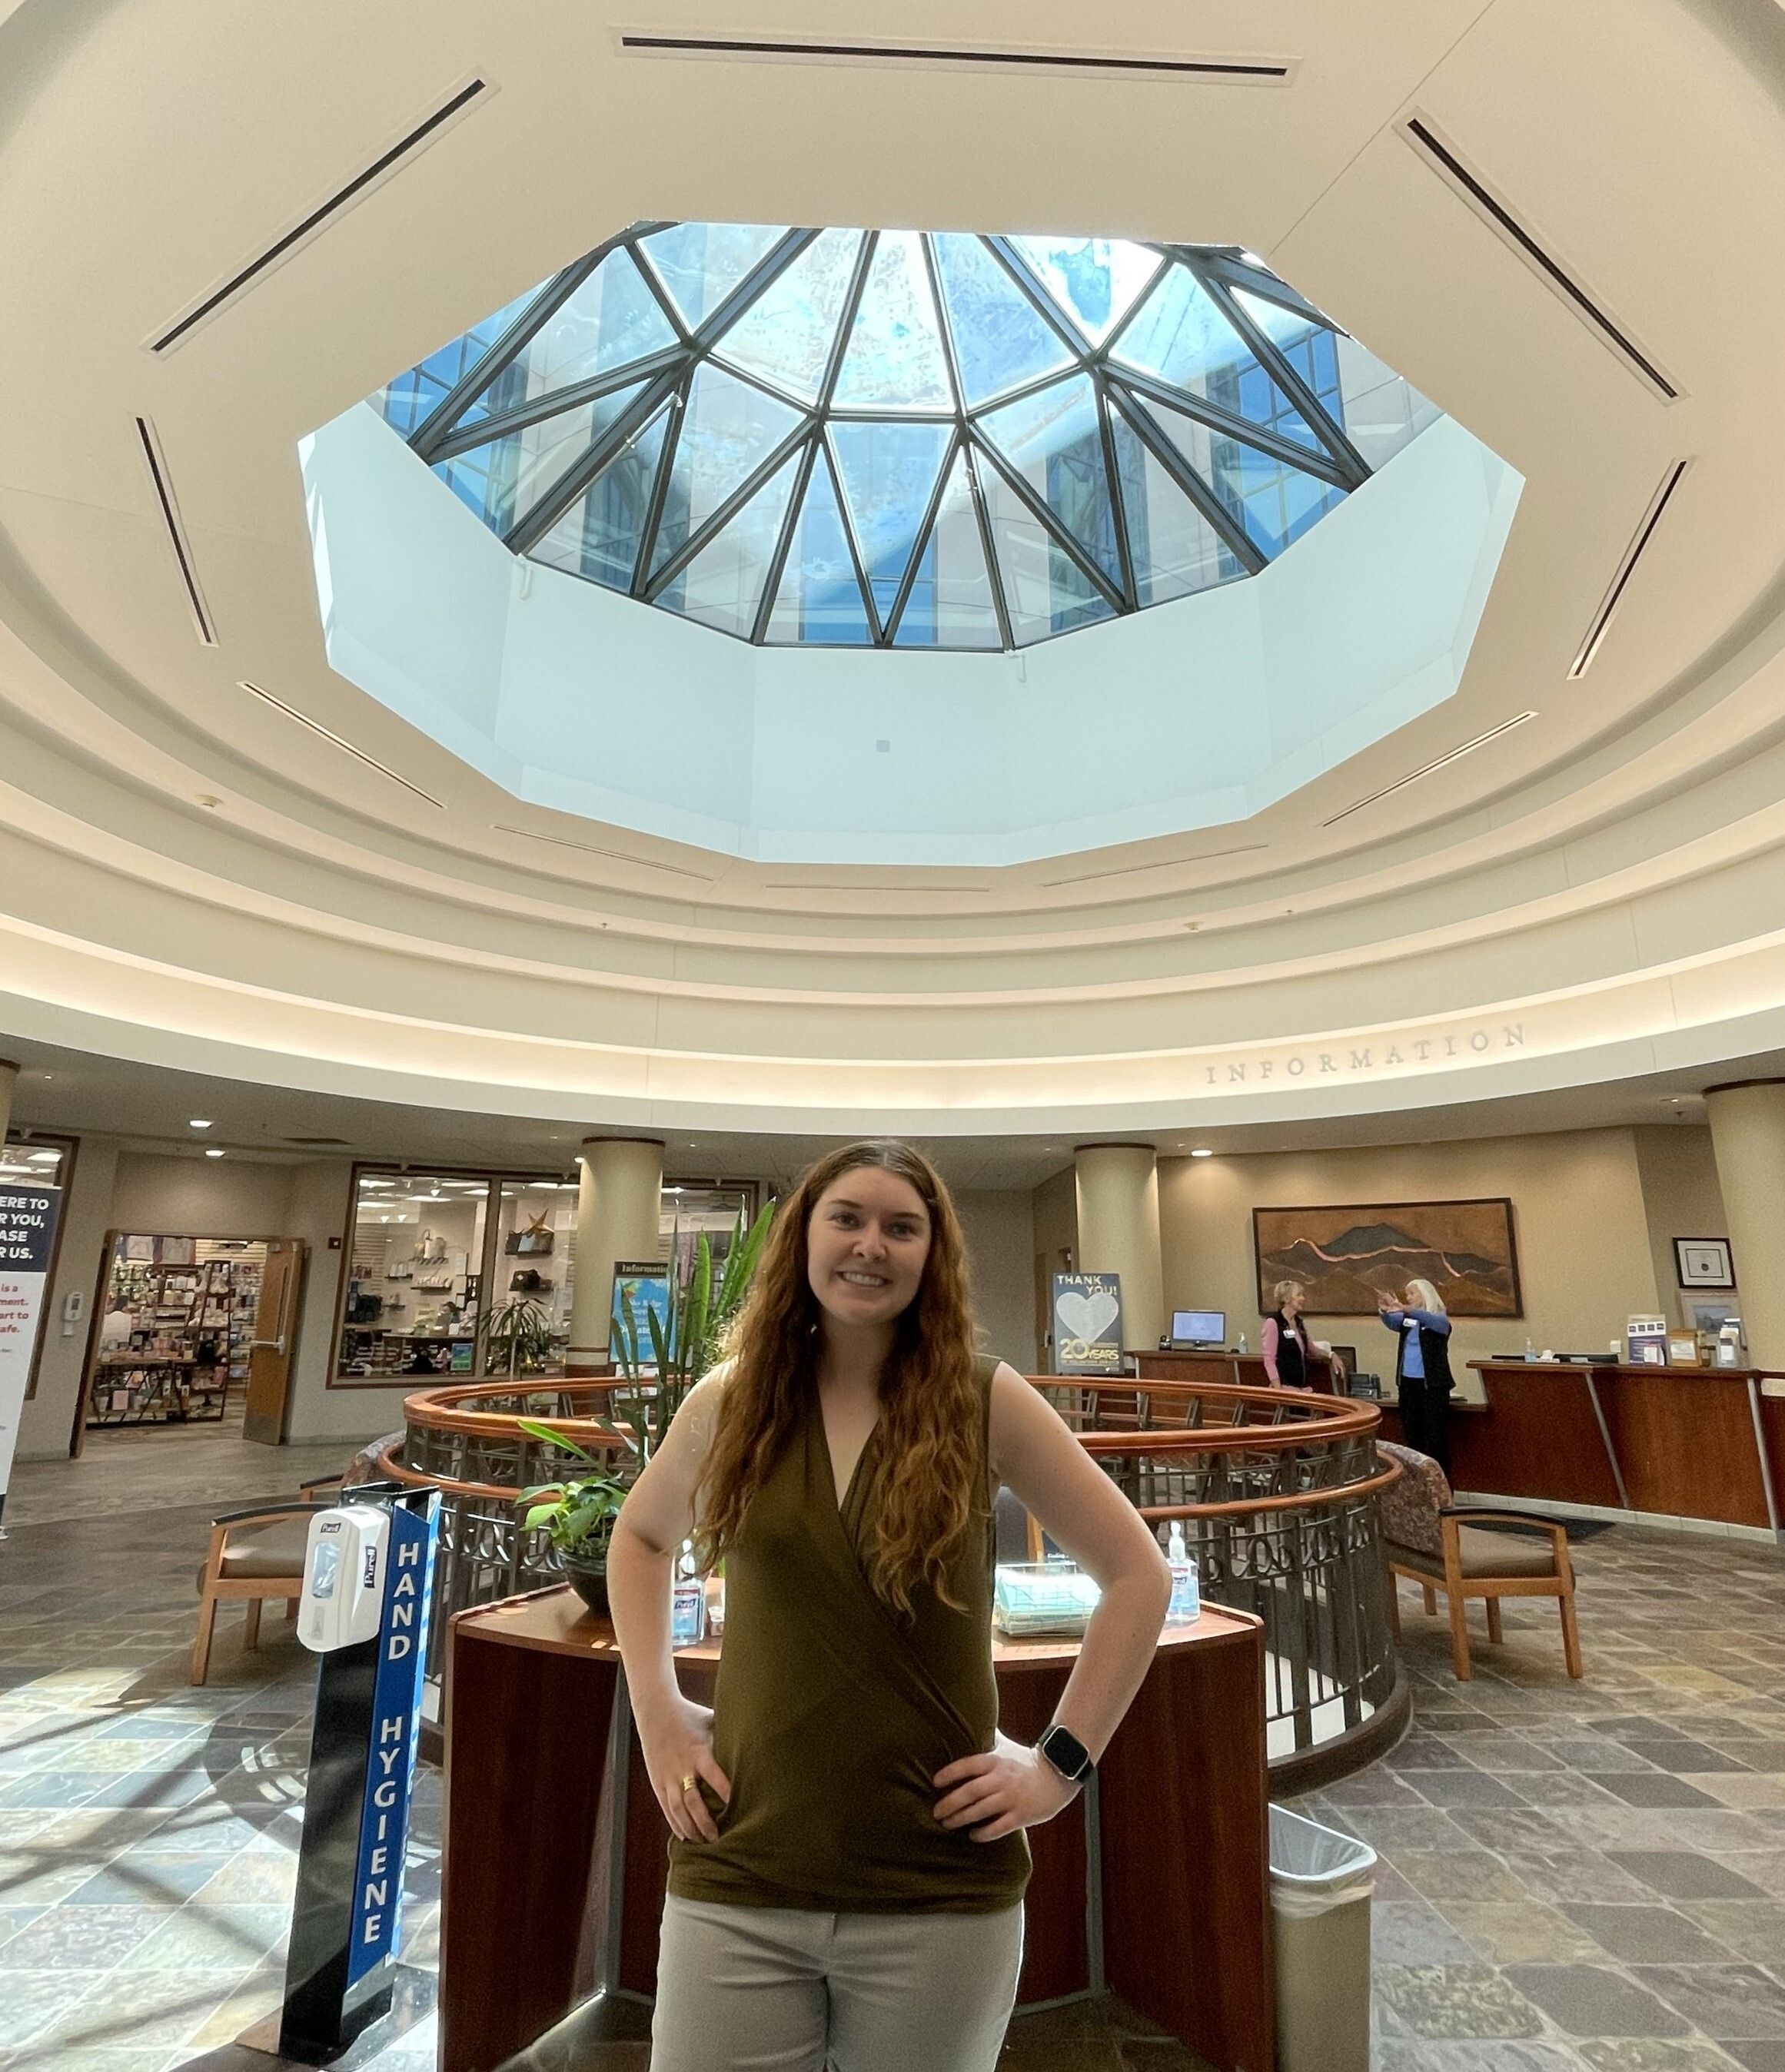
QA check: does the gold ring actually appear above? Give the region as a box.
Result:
[680,1774,696,1794]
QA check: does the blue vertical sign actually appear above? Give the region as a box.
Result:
[347,1496,437,1984]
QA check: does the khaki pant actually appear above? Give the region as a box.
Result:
[650,1894,1024,2072]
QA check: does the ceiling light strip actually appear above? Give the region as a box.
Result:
[491,825,714,882]
[150,78,490,354]
[1568,459,1691,679]
[240,682,444,807]
[134,417,218,646]
[1401,115,1680,403]
[616,34,1292,79]
[1321,712,1537,828]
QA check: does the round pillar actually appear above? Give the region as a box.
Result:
[1705,1081,1785,1366]
[567,1138,664,1373]
[1074,1144,1165,1352]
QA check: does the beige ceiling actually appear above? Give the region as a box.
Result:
[2,0,1785,1136]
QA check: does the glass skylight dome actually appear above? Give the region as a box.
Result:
[377,225,1440,651]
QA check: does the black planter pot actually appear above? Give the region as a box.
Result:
[561,1554,610,1620]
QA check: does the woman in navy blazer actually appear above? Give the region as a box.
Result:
[1378,1277,1455,1476]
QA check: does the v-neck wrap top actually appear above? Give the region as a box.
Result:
[665,1353,1031,1914]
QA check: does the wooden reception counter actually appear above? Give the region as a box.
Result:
[1138,1346,1340,1393]
[439,1586,1273,2072]
[1376,1362,1785,1532]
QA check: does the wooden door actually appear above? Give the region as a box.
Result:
[244,1239,307,1446]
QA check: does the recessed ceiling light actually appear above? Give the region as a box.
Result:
[1191,1147,1215,1159]
[189,1118,213,1130]
[204,1147,226,1159]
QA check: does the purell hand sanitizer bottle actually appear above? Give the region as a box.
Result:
[1165,1522,1200,1625]
[671,1539,706,1647]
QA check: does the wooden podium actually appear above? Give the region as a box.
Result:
[440,1588,1274,2072]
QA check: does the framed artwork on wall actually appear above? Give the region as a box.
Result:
[1674,1237,1734,1289]
[1251,1198,1522,1318]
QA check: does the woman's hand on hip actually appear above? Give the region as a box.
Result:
[635,1692,731,1842]
[932,1730,1080,1843]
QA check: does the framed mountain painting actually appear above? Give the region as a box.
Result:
[1252,1199,1522,1318]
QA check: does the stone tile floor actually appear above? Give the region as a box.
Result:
[0,1430,1777,2070]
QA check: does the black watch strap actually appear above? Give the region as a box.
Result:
[1035,1722,1095,1784]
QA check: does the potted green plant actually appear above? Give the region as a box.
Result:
[479,1293,554,1378]
[515,1421,629,1617]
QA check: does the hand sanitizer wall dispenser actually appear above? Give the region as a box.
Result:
[297,1505,390,1653]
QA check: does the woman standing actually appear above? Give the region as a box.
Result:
[1379,1277,1456,1478]
[608,1141,1172,2072]
[1261,1281,1347,1391]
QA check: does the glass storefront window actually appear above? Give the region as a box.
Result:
[489,1179,579,1376]
[339,1173,489,1381]
[660,1181,757,1286]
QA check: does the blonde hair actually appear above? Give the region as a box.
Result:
[1406,1277,1446,1314]
[1271,1280,1303,1310]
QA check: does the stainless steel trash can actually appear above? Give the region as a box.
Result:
[1269,1803,1378,2072]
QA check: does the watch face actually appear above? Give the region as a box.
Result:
[1041,1725,1092,1781]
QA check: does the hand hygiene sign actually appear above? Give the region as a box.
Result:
[0,1184,61,1520]
[347,1500,436,1984]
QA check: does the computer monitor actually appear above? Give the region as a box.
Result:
[1171,1309,1226,1347]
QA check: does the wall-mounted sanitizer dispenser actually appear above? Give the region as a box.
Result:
[297,1506,391,1653]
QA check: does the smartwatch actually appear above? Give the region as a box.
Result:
[1035,1723,1095,1785]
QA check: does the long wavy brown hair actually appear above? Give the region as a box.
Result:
[693,1141,982,1614]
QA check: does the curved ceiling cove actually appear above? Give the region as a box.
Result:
[306,223,1518,865]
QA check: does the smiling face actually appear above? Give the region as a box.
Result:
[806,1164,933,1331]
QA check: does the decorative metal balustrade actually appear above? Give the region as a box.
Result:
[391,1373,1404,1778]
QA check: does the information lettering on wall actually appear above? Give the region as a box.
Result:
[1052,1272,1125,1376]
[347,1499,437,1984]
[0,1184,61,1519]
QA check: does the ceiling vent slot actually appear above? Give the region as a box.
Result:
[1042,842,1268,888]
[135,417,217,646]
[1321,712,1537,828]
[616,33,1294,81]
[241,682,444,807]
[1400,115,1679,403]
[284,1135,352,1147]
[1569,458,1690,679]
[492,824,714,882]
[150,78,490,354]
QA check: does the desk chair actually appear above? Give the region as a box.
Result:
[1378,1439,1583,1682]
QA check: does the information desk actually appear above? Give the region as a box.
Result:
[1373,1362,1784,1532]
[440,1586,1272,2072]
[1137,1347,1339,1393]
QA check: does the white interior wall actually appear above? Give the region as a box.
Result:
[954,1187,1038,1375]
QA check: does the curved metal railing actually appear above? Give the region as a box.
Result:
[397,1373,1403,1776]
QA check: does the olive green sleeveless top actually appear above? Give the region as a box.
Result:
[666,1353,1030,1914]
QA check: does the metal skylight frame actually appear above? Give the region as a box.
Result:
[388,227,1390,649]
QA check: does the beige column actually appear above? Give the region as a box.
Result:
[567,1137,664,1373]
[0,1061,15,1146]
[1705,1081,1785,1366]
[1074,1143,1165,1352]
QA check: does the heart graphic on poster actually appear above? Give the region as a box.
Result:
[1058,1290,1119,1342]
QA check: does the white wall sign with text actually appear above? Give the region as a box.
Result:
[0,1183,61,1524]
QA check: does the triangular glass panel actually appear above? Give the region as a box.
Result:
[640,222,789,329]
[830,232,954,412]
[656,450,801,638]
[978,374,1122,589]
[1109,405,1237,604]
[386,279,553,437]
[649,364,804,576]
[764,455,873,645]
[828,420,953,629]
[1113,263,1324,451]
[1229,289,1444,473]
[891,452,1002,648]
[461,253,676,427]
[527,407,670,593]
[429,381,650,538]
[715,228,863,406]
[1006,237,1162,347]
[929,233,1072,407]
[1129,393,1341,559]
[976,446,1113,646]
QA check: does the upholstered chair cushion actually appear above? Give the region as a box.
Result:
[1377,1439,1451,1556]
[216,1516,311,1579]
[1388,1530,1557,1581]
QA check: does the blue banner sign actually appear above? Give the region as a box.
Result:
[347,1495,438,1984]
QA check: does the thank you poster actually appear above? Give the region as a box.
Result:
[1052,1272,1125,1375]
[0,1183,59,1506]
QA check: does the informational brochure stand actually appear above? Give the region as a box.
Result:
[271,1480,440,2064]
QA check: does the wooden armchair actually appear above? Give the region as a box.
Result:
[1378,1439,1582,1682]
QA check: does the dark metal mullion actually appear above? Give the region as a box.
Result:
[982,237,1088,357]
[630,377,692,595]
[751,435,819,643]
[919,232,970,426]
[818,233,903,642]
[1111,385,1265,576]
[812,435,885,644]
[1093,247,1172,367]
[816,232,878,410]
[1195,267,1369,485]
[643,421,813,599]
[882,430,963,642]
[411,260,592,460]
[1091,382,1138,611]
[1112,364,1353,490]
[1186,249,1330,330]
[686,228,822,349]
[627,231,693,343]
[968,430,1124,613]
[503,367,683,556]
[962,446,1015,650]
[429,350,684,462]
